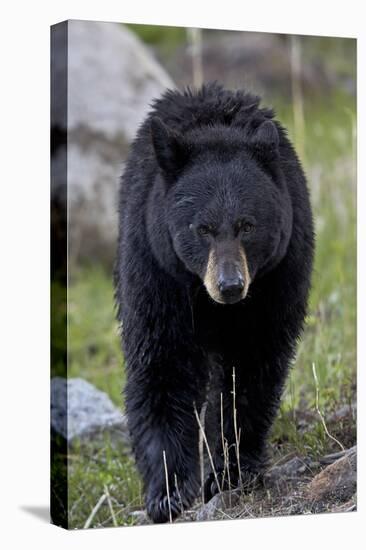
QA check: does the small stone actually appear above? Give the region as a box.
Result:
[263,456,314,493]
[129,510,150,525]
[266,456,312,479]
[195,490,240,522]
[331,494,357,513]
[327,403,356,424]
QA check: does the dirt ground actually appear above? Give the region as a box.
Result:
[129,403,357,525]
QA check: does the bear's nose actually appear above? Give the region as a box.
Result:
[218,276,244,302]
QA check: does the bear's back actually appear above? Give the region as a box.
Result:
[146,82,266,134]
[124,82,277,185]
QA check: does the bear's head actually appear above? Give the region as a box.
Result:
[150,116,293,305]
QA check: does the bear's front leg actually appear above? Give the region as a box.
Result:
[120,275,208,523]
[125,347,208,523]
[204,313,300,502]
[203,365,283,502]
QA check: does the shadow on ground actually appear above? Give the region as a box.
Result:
[20,506,50,524]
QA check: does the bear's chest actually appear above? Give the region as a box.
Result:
[192,288,251,355]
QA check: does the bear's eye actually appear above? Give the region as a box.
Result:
[243,221,255,233]
[197,224,214,237]
[235,220,255,235]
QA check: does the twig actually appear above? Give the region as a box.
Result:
[174,473,185,516]
[162,450,173,523]
[83,493,107,529]
[344,504,356,512]
[220,392,225,462]
[217,507,236,520]
[320,445,356,465]
[232,368,243,489]
[220,393,231,496]
[194,405,222,496]
[312,362,345,452]
[104,484,118,527]
[199,400,208,504]
[224,441,231,499]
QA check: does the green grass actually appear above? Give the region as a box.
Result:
[66,271,144,528]
[272,92,356,456]
[67,437,143,529]
[64,91,356,527]
[68,268,124,406]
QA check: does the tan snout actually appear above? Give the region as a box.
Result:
[203,247,251,304]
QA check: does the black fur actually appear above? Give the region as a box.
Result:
[114,83,314,523]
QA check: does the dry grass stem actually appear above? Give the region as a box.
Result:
[162,449,173,523]
[83,493,106,529]
[194,405,222,496]
[174,473,185,516]
[232,367,243,489]
[103,484,118,527]
[220,393,231,495]
[199,400,208,504]
[224,441,231,503]
[312,362,345,452]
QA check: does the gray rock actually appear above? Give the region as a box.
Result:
[51,20,174,266]
[189,447,357,521]
[66,21,173,140]
[263,456,315,490]
[195,490,240,522]
[306,446,357,503]
[319,445,357,465]
[129,510,150,525]
[326,403,356,424]
[332,494,357,513]
[51,377,128,443]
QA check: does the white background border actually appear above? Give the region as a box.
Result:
[1,1,364,548]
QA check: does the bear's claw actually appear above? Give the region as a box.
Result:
[146,479,199,523]
[204,467,260,503]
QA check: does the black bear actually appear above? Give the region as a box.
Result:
[114,83,314,523]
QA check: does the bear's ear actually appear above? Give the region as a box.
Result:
[246,120,279,161]
[231,102,259,127]
[150,117,188,179]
